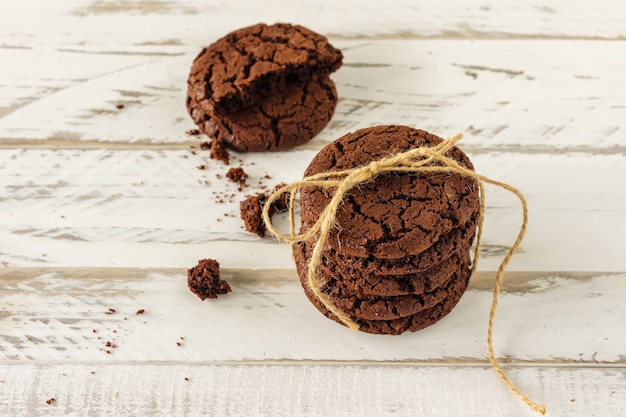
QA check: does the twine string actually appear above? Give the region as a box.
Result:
[262,133,546,414]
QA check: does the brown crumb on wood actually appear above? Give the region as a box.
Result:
[136,309,145,315]
[239,183,289,238]
[269,183,289,213]
[186,129,201,136]
[240,193,267,238]
[46,398,56,405]
[210,139,229,165]
[184,377,189,381]
[105,308,116,315]
[197,165,206,170]
[226,167,248,187]
[187,258,231,300]
[115,103,124,109]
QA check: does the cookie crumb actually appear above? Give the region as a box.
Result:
[269,183,289,212]
[186,129,201,136]
[210,139,230,165]
[136,309,145,315]
[46,398,55,405]
[226,167,248,187]
[240,193,267,237]
[187,258,231,300]
[105,308,116,315]
[240,184,289,238]
[115,103,124,109]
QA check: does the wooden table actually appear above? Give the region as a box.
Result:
[1,1,624,416]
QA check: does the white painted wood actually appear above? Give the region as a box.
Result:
[1,1,625,416]
[0,269,623,363]
[0,363,624,417]
[1,149,625,270]
[1,41,625,149]
[2,0,626,49]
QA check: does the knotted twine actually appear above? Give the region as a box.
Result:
[262,133,546,415]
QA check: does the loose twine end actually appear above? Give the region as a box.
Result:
[262,133,546,414]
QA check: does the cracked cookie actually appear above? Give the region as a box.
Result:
[294,125,480,334]
[298,212,478,281]
[299,259,472,335]
[188,75,337,151]
[294,240,471,297]
[299,125,480,259]
[187,23,342,151]
[295,246,470,321]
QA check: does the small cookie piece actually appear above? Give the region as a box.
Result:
[188,75,337,152]
[187,258,231,300]
[210,139,230,165]
[239,185,290,238]
[300,125,480,259]
[240,193,267,238]
[226,167,248,187]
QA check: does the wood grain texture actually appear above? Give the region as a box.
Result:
[1,149,624,270]
[1,41,624,150]
[0,268,623,363]
[0,364,624,417]
[1,1,625,416]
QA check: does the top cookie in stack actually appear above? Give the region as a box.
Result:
[187,23,343,152]
[293,125,480,335]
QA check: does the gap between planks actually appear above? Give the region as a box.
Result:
[0,267,618,293]
[0,359,623,369]
[0,139,625,156]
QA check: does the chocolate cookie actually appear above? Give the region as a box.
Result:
[188,23,342,114]
[187,75,337,152]
[294,240,470,297]
[299,125,479,259]
[187,23,342,151]
[299,262,472,335]
[306,212,478,280]
[295,251,469,321]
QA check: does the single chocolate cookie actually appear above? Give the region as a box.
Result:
[299,125,480,259]
[187,75,337,151]
[187,23,342,114]
[299,261,472,335]
[187,23,342,151]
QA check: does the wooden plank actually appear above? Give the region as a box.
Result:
[0,363,623,417]
[1,41,624,149]
[2,0,626,48]
[1,149,625,270]
[1,268,624,363]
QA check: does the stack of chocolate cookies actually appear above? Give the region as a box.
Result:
[187,23,342,152]
[293,125,480,335]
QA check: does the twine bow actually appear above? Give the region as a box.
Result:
[262,133,546,414]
